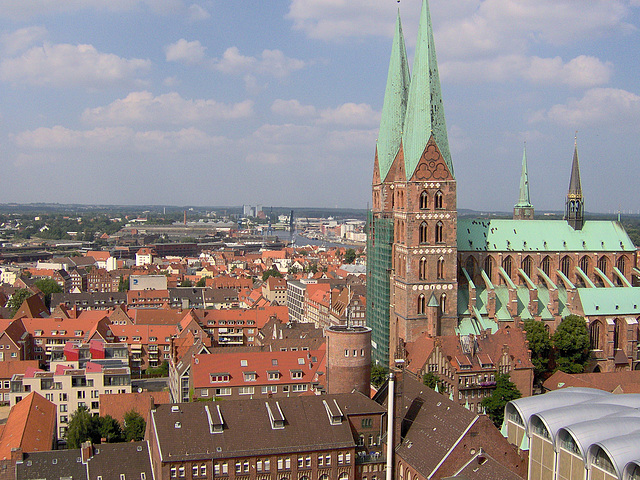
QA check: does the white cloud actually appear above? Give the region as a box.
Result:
[81,91,254,126]
[165,39,206,64]
[319,103,380,127]
[271,99,316,117]
[214,47,305,78]
[0,43,150,87]
[543,88,640,127]
[187,3,210,21]
[13,125,224,154]
[441,54,611,88]
[1,26,48,55]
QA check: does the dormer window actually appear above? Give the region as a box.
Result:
[268,371,280,381]
[290,370,303,380]
[210,373,230,383]
[243,372,257,382]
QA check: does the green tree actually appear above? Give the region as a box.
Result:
[343,248,357,264]
[34,278,63,309]
[7,289,32,316]
[523,319,552,383]
[146,361,169,377]
[181,279,193,287]
[262,268,283,282]
[196,277,207,288]
[123,410,146,442]
[117,276,129,292]
[481,373,522,427]
[371,364,387,388]
[422,372,445,393]
[97,415,123,443]
[66,406,100,448]
[553,315,590,373]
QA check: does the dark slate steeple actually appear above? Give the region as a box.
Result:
[565,137,584,230]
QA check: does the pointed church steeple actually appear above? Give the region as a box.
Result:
[565,137,584,230]
[402,0,453,180]
[376,9,410,183]
[513,144,534,219]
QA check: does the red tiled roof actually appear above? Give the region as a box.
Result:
[0,392,56,459]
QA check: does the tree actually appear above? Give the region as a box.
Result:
[118,276,129,292]
[146,361,169,377]
[371,364,387,388]
[262,268,282,282]
[196,277,207,288]
[344,248,357,264]
[66,406,100,448]
[422,372,445,393]
[481,373,522,427]
[7,289,32,317]
[181,279,193,287]
[553,315,590,374]
[523,319,552,383]
[97,415,123,443]
[34,278,63,309]
[123,410,146,442]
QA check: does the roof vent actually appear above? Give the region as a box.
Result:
[171,406,180,413]
[174,422,181,429]
[136,446,143,452]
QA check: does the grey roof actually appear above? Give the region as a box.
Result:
[86,441,154,480]
[587,431,640,478]
[16,449,88,480]
[558,415,640,461]
[506,387,608,429]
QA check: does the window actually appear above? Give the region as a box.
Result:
[437,257,444,279]
[338,453,344,465]
[522,256,532,278]
[560,256,571,279]
[238,386,254,395]
[77,391,85,399]
[192,465,198,477]
[243,461,249,473]
[222,463,228,475]
[503,256,513,278]
[362,418,372,428]
[214,387,231,396]
[435,190,443,209]
[541,256,550,277]
[420,190,428,209]
[290,370,303,379]
[418,294,426,315]
[325,455,331,466]
[435,221,443,243]
[318,455,324,467]
[170,467,177,478]
[236,462,242,473]
[291,384,308,392]
[200,465,206,476]
[60,403,67,412]
[419,222,428,244]
[261,385,277,394]
[2,381,8,389]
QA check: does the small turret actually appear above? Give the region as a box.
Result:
[565,137,584,230]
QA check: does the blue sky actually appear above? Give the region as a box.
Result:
[0,0,639,213]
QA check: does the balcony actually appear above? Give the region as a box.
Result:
[355,452,385,465]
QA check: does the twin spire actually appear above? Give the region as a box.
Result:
[376,0,453,183]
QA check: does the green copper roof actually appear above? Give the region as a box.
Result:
[376,10,410,182]
[402,0,453,180]
[578,287,640,316]
[515,146,532,208]
[458,219,635,252]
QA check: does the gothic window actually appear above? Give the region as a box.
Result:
[484,256,494,282]
[435,222,444,243]
[420,191,428,210]
[465,257,476,278]
[579,255,590,274]
[419,257,427,280]
[613,319,621,351]
[435,190,443,209]
[418,294,426,315]
[541,256,551,277]
[522,256,532,279]
[617,256,627,276]
[590,321,602,350]
[437,257,445,280]
[440,293,447,314]
[597,256,608,275]
[502,256,512,279]
[560,256,571,279]
[419,222,428,244]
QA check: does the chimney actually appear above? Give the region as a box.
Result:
[10,448,23,463]
[81,440,93,462]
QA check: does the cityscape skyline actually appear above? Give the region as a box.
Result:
[0,1,639,212]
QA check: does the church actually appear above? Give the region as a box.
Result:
[366,0,640,374]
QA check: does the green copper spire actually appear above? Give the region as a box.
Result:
[515,145,532,208]
[376,10,410,182]
[402,0,453,180]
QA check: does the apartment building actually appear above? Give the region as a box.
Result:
[9,363,131,439]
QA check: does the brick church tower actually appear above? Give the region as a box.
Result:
[367,0,458,366]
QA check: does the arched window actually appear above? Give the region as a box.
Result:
[435,190,443,209]
[502,256,512,278]
[418,294,426,315]
[435,221,443,243]
[579,255,590,274]
[420,191,428,210]
[561,256,571,279]
[597,256,608,275]
[465,257,476,278]
[338,473,348,480]
[614,319,621,351]
[617,256,627,276]
[541,256,551,277]
[590,321,602,350]
[484,256,494,282]
[522,255,532,278]
[437,257,445,280]
[419,257,427,280]
[441,293,447,314]
[419,222,428,244]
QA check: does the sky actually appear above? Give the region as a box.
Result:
[0,0,639,213]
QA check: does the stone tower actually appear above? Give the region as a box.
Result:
[367,0,458,367]
[325,325,371,396]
